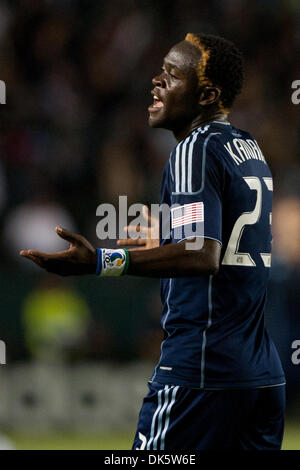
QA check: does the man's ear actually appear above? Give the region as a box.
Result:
[199,86,221,106]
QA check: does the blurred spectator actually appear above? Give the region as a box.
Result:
[272,195,300,267]
[3,194,76,265]
[21,275,90,362]
[265,191,300,408]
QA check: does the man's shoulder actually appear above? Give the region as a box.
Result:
[167,123,230,195]
[169,121,254,158]
[167,122,267,191]
[187,122,268,171]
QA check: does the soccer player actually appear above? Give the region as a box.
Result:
[20,33,286,450]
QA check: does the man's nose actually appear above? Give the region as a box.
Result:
[152,73,165,87]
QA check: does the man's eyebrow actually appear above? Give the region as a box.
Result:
[163,59,185,72]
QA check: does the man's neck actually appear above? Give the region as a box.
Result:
[173,111,229,143]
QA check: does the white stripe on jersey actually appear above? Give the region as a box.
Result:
[187,131,199,192]
[180,145,186,192]
[160,385,179,450]
[173,130,221,195]
[174,130,198,193]
[175,143,181,192]
[146,385,179,450]
[180,137,189,192]
[147,387,165,450]
[153,386,172,449]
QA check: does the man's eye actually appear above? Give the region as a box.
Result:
[161,68,177,79]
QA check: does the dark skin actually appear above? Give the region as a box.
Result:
[148,40,226,141]
[20,40,225,277]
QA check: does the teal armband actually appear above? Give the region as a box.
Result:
[96,248,129,277]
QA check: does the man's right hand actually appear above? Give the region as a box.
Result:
[20,226,97,276]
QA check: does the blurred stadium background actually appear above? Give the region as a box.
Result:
[0,0,299,450]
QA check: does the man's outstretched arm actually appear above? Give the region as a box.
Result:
[126,238,220,277]
[20,226,221,278]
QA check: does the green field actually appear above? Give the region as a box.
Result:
[9,431,134,450]
[5,422,299,450]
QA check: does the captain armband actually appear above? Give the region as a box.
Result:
[96,248,129,277]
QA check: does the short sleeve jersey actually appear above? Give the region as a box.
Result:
[150,121,285,389]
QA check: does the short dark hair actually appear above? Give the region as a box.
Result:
[185,33,244,112]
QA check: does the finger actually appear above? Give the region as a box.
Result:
[124,225,148,234]
[117,238,147,247]
[20,249,69,259]
[20,252,47,268]
[55,226,80,244]
[123,225,140,233]
[20,249,50,258]
[127,238,147,245]
[142,205,152,224]
[143,206,159,227]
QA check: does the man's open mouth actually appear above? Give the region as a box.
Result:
[152,95,164,108]
[149,93,164,112]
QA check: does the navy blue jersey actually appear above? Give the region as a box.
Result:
[151,121,285,389]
